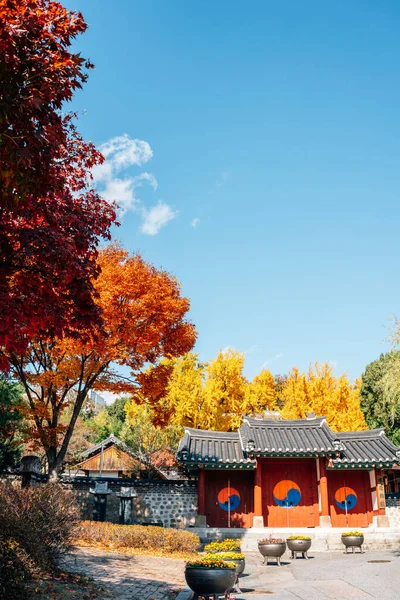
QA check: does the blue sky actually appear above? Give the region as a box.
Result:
[65,0,400,381]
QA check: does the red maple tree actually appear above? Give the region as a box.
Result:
[0,0,117,362]
[0,0,93,204]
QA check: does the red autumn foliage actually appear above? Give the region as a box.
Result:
[0,0,117,363]
[0,0,92,204]
[5,245,196,475]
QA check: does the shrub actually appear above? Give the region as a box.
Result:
[287,535,312,540]
[186,556,236,569]
[0,538,37,599]
[204,538,241,553]
[76,521,200,555]
[0,482,80,571]
[341,531,364,537]
[258,537,285,544]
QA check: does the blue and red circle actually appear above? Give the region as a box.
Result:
[335,487,358,511]
[273,480,301,508]
[218,487,241,511]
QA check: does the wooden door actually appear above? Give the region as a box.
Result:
[328,470,372,527]
[262,459,319,527]
[204,470,254,528]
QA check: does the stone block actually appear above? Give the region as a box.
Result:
[374,514,390,527]
[252,515,264,528]
[319,515,332,528]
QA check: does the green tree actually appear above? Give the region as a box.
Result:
[0,376,24,469]
[360,350,400,444]
[122,402,182,477]
[106,396,130,433]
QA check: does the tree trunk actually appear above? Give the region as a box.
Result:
[46,446,61,479]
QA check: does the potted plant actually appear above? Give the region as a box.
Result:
[258,537,287,566]
[208,552,246,593]
[341,531,364,554]
[185,556,237,598]
[204,538,242,553]
[286,535,312,559]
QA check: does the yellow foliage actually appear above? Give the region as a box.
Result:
[163,353,205,429]
[162,349,249,431]
[281,362,367,431]
[202,349,247,430]
[244,369,277,415]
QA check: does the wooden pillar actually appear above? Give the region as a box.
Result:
[318,457,331,527]
[319,457,329,516]
[375,468,386,516]
[253,459,264,527]
[198,468,205,515]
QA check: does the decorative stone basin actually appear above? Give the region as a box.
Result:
[341,535,364,554]
[185,566,236,597]
[258,542,287,566]
[211,553,245,592]
[286,539,312,560]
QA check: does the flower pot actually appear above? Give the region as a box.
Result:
[185,566,237,596]
[258,542,287,566]
[341,535,364,554]
[210,553,245,592]
[286,539,312,560]
[213,553,245,577]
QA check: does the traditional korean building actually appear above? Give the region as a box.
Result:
[177,416,400,528]
[75,433,184,480]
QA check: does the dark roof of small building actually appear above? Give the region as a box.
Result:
[177,417,400,470]
[177,427,256,469]
[81,433,126,458]
[240,416,334,454]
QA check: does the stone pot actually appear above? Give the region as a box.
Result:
[286,539,312,560]
[258,542,287,566]
[341,535,364,554]
[213,553,245,577]
[185,566,236,596]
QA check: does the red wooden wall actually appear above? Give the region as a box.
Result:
[204,470,254,527]
[328,470,372,527]
[261,458,319,527]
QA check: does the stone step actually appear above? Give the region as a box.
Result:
[190,526,400,552]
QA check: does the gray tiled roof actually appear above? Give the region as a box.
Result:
[176,417,400,469]
[177,427,256,466]
[240,417,334,453]
[333,429,400,466]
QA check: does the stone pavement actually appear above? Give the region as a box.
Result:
[63,547,186,600]
[64,547,400,600]
[236,550,400,600]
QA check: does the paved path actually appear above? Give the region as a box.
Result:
[63,547,186,600]
[64,547,400,600]
[238,550,400,599]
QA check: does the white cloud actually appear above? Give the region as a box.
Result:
[132,172,158,191]
[99,134,153,169]
[244,344,258,355]
[261,353,284,369]
[91,161,113,182]
[91,134,172,224]
[191,217,200,228]
[141,202,177,236]
[221,346,236,355]
[101,178,137,213]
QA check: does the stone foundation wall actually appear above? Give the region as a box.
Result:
[0,472,198,528]
[61,477,198,528]
[385,506,400,527]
